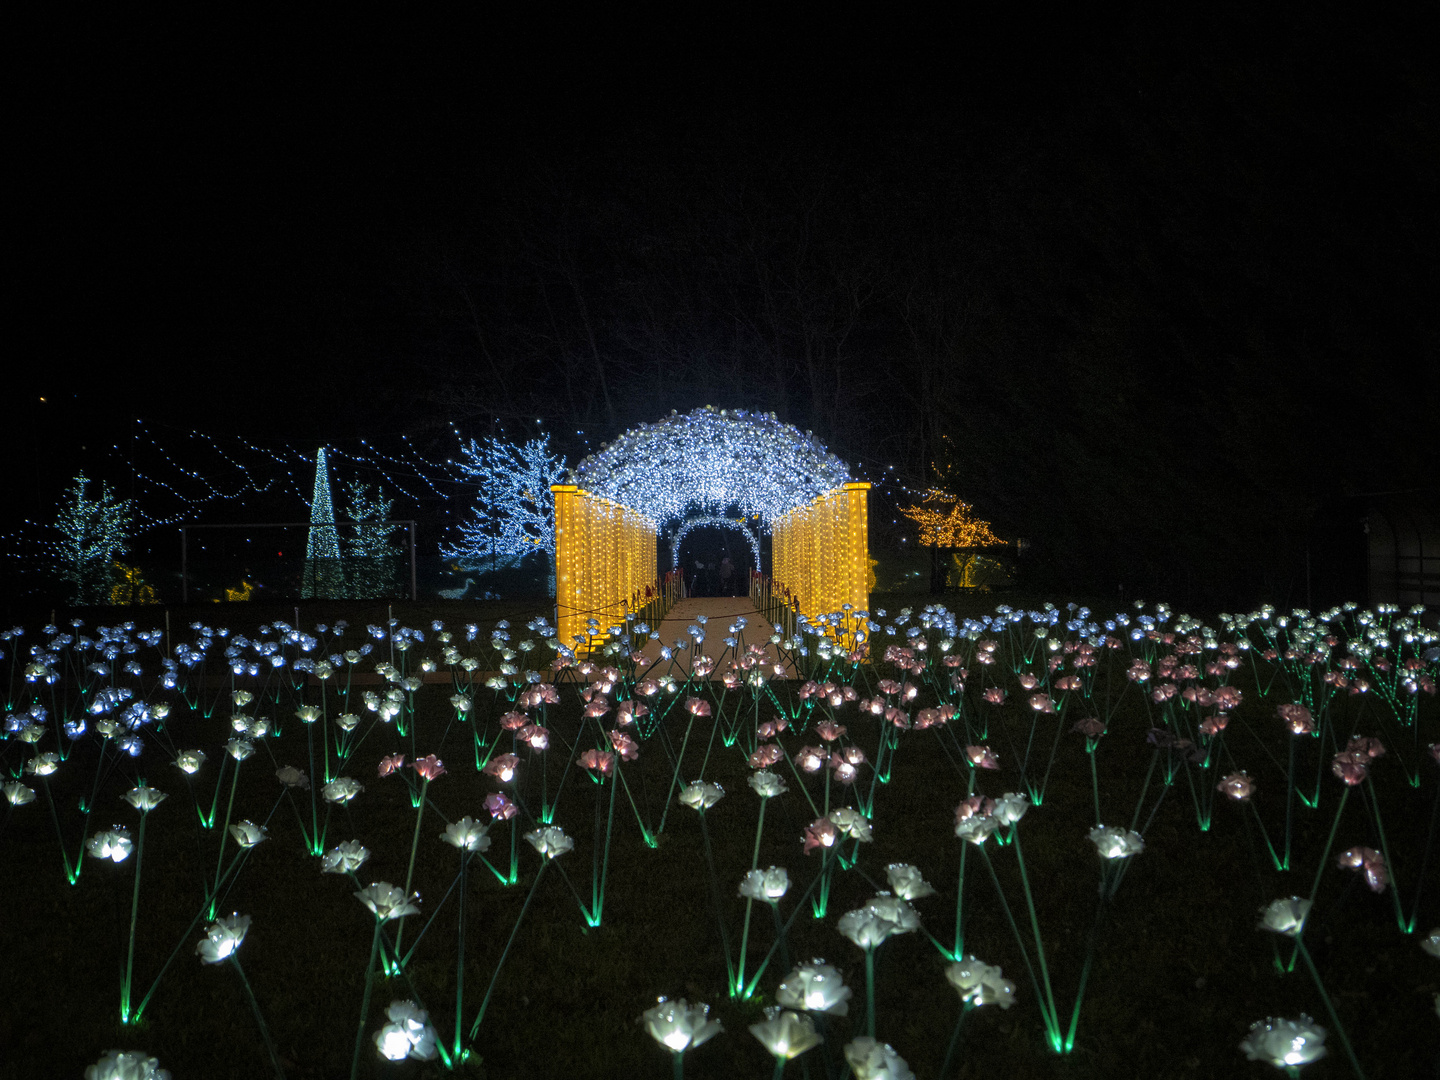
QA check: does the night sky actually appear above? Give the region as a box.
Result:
[10,9,1437,609]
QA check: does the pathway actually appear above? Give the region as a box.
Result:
[647,596,797,680]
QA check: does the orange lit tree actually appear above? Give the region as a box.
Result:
[899,488,1005,593]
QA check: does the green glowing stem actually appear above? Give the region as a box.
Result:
[864,946,877,1037]
[672,1050,685,1080]
[1407,783,1439,933]
[615,763,652,844]
[1306,786,1350,913]
[1035,705,1069,804]
[736,897,755,997]
[205,742,229,828]
[1364,776,1407,932]
[939,1003,973,1080]
[1064,864,1112,1053]
[231,955,285,1080]
[977,845,1055,1044]
[392,776,429,963]
[351,921,383,1080]
[1128,750,1159,834]
[596,766,619,923]
[699,811,736,989]
[953,842,967,959]
[655,712,698,837]
[213,756,242,902]
[1011,829,1060,1043]
[306,723,319,848]
[1249,799,1284,871]
[1284,737,1297,871]
[1293,936,1366,1080]
[121,810,147,1022]
[1088,747,1101,826]
[41,777,75,883]
[468,860,547,1041]
[454,851,468,1060]
[736,797,769,995]
[769,901,790,973]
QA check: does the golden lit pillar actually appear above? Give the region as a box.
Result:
[842,482,870,613]
[552,485,581,651]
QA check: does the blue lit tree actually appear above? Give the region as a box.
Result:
[54,473,133,605]
[343,481,403,598]
[441,435,567,579]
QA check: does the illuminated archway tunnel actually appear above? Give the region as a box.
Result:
[551,407,870,649]
[668,515,762,571]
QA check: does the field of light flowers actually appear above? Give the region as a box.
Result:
[2,597,1437,1080]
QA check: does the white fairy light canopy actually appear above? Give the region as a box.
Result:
[569,407,852,530]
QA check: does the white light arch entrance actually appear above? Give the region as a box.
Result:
[668,515,762,571]
[552,407,869,650]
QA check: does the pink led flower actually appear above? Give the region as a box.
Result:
[378,754,406,778]
[635,679,660,697]
[749,744,783,769]
[1151,682,1176,703]
[1217,772,1255,801]
[578,749,615,777]
[966,745,1000,770]
[1278,704,1314,736]
[815,721,846,742]
[613,702,648,728]
[1053,675,1082,692]
[1331,752,1368,786]
[1071,717,1106,738]
[830,746,865,784]
[692,655,715,677]
[1017,673,1040,690]
[413,755,445,782]
[1029,694,1057,714]
[685,696,712,717]
[1347,735,1386,761]
[1212,686,1243,710]
[913,708,945,730]
[483,753,519,784]
[1337,846,1388,893]
[803,816,840,854]
[608,730,639,762]
[583,697,611,719]
[499,711,529,732]
[520,724,549,751]
[884,707,910,730]
[1198,713,1229,738]
[796,746,826,773]
[757,719,789,739]
[955,794,996,824]
[983,687,1007,705]
[484,792,517,820]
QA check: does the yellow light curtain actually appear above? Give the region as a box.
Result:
[771,482,870,626]
[552,485,658,653]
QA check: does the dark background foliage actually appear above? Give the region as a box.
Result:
[9,6,1436,611]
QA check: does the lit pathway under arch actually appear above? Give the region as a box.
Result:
[648,596,797,680]
[551,407,869,653]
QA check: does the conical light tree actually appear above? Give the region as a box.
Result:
[302,448,344,599]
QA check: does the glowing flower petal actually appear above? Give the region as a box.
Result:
[776,961,851,1016]
[946,955,1016,1008]
[196,913,250,964]
[640,997,723,1053]
[749,1008,821,1060]
[1239,1014,1327,1069]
